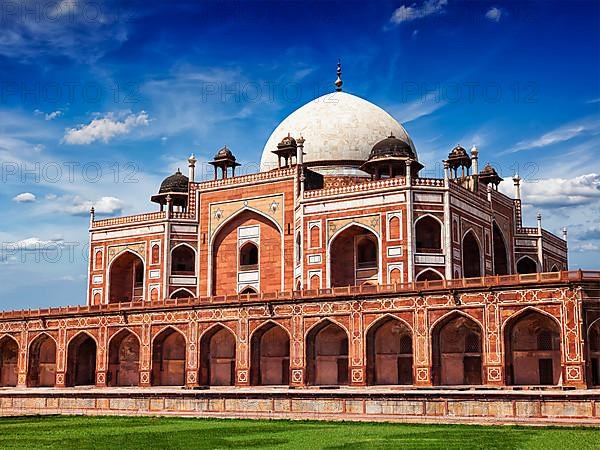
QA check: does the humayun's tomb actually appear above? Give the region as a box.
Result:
[1,65,599,424]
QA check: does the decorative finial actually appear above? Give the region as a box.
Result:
[335,59,343,92]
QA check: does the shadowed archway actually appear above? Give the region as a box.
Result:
[462,231,482,278]
[152,328,186,386]
[306,321,348,386]
[504,310,561,385]
[432,313,483,386]
[199,325,236,386]
[27,334,56,387]
[250,322,290,386]
[0,336,18,387]
[109,251,144,303]
[66,333,96,387]
[366,317,413,385]
[108,330,140,387]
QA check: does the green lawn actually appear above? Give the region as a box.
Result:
[0,416,597,449]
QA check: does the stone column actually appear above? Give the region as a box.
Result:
[349,308,365,386]
[17,329,28,387]
[235,317,250,386]
[54,326,67,387]
[186,321,199,388]
[413,301,432,386]
[561,289,587,388]
[289,308,305,387]
[139,322,152,387]
[96,326,107,387]
[483,296,504,385]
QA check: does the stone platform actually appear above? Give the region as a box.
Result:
[1,386,600,426]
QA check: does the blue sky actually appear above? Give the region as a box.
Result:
[0,0,599,309]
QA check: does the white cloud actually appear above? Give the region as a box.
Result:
[411,29,419,39]
[390,0,448,24]
[7,237,65,251]
[63,111,150,145]
[54,196,125,216]
[12,192,36,203]
[485,7,503,22]
[45,111,63,121]
[519,173,600,208]
[509,116,600,153]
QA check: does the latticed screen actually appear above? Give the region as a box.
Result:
[537,331,554,351]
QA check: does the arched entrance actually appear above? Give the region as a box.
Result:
[366,317,413,385]
[250,323,290,385]
[415,215,442,252]
[330,225,378,287]
[200,325,236,386]
[517,256,538,274]
[108,330,140,387]
[589,321,600,387]
[109,251,144,303]
[492,222,509,275]
[212,210,281,296]
[504,310,561,385]
[152,328,186,386]
[432,314,483,385]
[27,334,56,387]
[462,231,482,278]
[0,336,18,387]
[306,321,348,386]
[66,333,96,387]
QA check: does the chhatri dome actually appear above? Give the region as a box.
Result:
[260,62,417,175]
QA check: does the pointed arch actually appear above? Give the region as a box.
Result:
[107,249,145,303]
[170,243,196,275]
[170,288,195,299]
[239,286,258,295]
[151,326,186,386]
[305,319,349,386]
[366,316,413,385]
[550,264,560,272]
[211,206,284,238]
[199,324,236,386]
[415,214,443,253]
[503,308,561,385]
[492,221,509,275]
[516,255,538,274]
[0,335,19,387]
[239,241,259,268]
[108,329,140,387]
[250,321,290,385]
[27,333,56,387]
[415,268,444,282]
[431,311,483,386]
[66,332,97,387]
[210,207,283,296]
[462,229,482,278]
[328,222,382,288]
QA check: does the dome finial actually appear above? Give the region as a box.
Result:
[335,59,343,92]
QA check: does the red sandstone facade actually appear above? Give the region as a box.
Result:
[2,82,599,400]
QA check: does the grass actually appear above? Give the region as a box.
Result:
[0,416,597,449]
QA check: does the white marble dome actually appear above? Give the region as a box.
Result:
[260,91,416,174]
